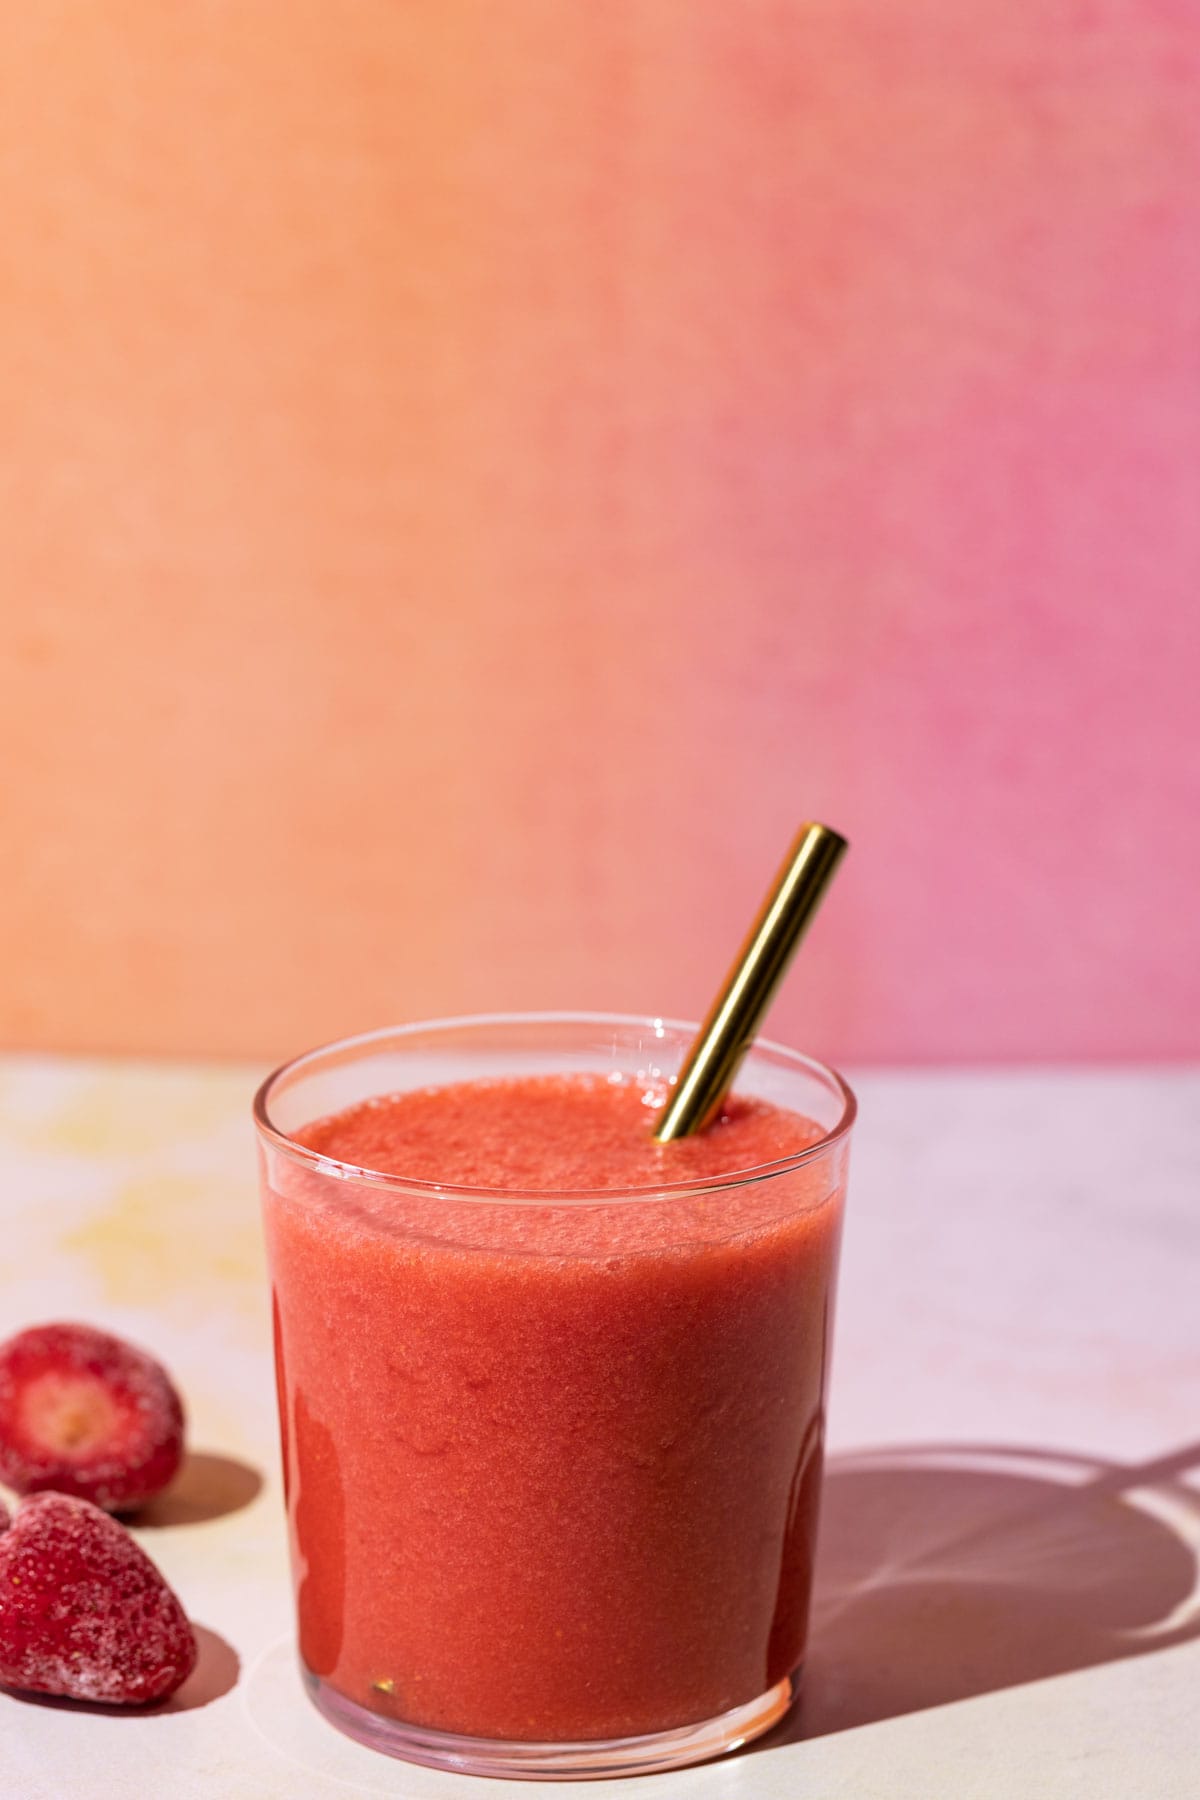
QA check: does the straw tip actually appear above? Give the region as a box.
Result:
[804,820,849,848]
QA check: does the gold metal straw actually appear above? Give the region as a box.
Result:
[653,822,849,1142]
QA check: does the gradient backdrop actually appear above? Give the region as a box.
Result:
[1,3,1197,1064]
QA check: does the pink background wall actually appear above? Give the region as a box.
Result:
[1,3,1197,1064]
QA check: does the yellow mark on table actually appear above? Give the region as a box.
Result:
[11,1073,244,1159]
[62,1175,265,1309]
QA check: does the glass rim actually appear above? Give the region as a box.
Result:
[253,1010,857,1206]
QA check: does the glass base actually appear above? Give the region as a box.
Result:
[304,1668,799,1780]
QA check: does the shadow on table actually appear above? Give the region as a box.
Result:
[763,1439,1200,1746]
[167,1624,241,1709]
[137,1450,264,1527]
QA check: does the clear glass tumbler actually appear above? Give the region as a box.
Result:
[254,1012,854,1778]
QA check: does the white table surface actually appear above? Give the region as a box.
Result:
[0,1056,1196,1799]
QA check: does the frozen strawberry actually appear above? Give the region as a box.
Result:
[0,1492,197,1703]
[0,1324,184,1512]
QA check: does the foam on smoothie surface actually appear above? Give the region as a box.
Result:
[297,1072,824,1192]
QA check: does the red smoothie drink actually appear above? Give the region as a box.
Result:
[256,1015,853,1779]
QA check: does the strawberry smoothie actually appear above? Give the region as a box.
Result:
[256,1017,852,1776]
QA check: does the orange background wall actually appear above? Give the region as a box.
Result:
[2,5,1197,1065]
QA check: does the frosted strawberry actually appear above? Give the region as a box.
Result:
[0,1492,197,1703]
[0,1324,184,1512]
